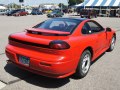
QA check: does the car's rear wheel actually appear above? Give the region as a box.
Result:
[107,36,116,52]
[53,15,56,18]
[74,50,91,78]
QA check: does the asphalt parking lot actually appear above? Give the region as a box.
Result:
[0,14,120,90]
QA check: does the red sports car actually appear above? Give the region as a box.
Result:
[6,18,116,78]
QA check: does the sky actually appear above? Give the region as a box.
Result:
[0,0,68,5]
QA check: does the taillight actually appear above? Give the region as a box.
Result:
[8,35,11,40]
[49,40,70,50]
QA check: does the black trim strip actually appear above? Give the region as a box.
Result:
[9,37,49,48]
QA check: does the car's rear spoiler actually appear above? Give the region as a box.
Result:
[25,28,71,36]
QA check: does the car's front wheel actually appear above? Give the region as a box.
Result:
[75,50,91,78]
[60,15,62,17]
[107,35,116,52]
[18,14,20,16]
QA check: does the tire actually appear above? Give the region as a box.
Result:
[107,36,116,52]
[60,15,62,17]
[74,50,91,78]
[53,15,56,18]
[88,16,91,19]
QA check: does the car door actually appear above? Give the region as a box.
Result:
[21,9,25,15]
[56,11,59,16]
[87,21,107,53]
[81,22,98,55]
[57,11,61,16]
[23,11,26,15]
[81,21,107,55]
[18,11,21,15]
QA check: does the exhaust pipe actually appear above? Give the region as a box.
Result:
[7,60,12,64]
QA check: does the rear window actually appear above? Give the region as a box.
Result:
[33,18,81,33]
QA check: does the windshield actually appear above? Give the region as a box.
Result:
[33,18,81,33]
[51,11,57,14]
[11,10,20,13]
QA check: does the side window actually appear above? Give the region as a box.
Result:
[87,21,104,33]
[82,23,91,34]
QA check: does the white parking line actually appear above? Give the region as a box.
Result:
[0,81,6,89]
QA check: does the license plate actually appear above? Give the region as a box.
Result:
[18,55,30,66]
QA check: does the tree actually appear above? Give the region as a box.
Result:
[68,0,84,6]
[58,3,67,9]
[8,3,21,9]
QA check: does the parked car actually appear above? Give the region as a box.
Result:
[25,9,32,15]
[116,9,120,17]
[47,10,64,18]
[31,8,43,15]
[6,18,116,78]
[46,9,52,14]
[0,9,7,15]
[6,9,21,16]
[80,9,97,19]
[13,9,28,16]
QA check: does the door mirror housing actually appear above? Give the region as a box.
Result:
[106,27,112,32]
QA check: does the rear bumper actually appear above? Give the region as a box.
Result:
[5,45,76,78]
[13,14,19,16]
[47,14,54,17]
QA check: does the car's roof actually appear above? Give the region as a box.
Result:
[54,17,88,21]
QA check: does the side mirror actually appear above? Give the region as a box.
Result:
[106,27,112,32]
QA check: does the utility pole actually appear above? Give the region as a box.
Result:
[61,3,62,13]
[19,0,24,9]
[83,0,86,9]
[67,0,69,9]
[67,0,69,5]
[75,0,77,5]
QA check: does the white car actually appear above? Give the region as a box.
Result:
[116,10,120,17]
[25,9,32,15]
[0,9,7,15]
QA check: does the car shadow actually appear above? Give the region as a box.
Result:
[24,74,70,88]
[4,62,70,88]
[4,52,105,87]
[91,52,106,65]
[69,14,80,16]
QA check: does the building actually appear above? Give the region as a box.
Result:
[75,0,120,17]
[75,0,120,8]
[0,4,7,9]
